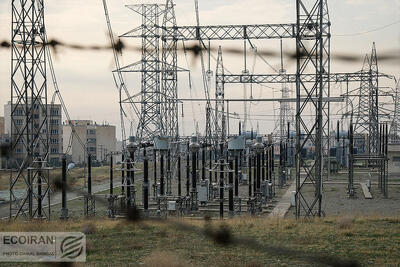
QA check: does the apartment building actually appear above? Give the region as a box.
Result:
[3,101,63,166]
[0,117,4,135]
[63,120,116,164]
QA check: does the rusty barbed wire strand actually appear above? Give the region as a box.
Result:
[1,38,399,63]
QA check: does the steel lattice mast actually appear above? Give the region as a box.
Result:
[390,79,400,142]
[10,0,50,219]
[161,0,179,139]
[295,0,330,217]
[119,4,165,141]
[215,46,226,145]
[354,43,380,155]
[278,41,294,142]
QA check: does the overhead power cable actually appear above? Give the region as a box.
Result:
[334,19,400,37]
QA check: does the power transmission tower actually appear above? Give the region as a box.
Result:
[354,43,379,155]
[162,0,179,140]
[295,0,330,217]
[278,40,294,142]
[215,46,226,145]
[119,4,165,141]
[390,79,400,142]
[10,0,51,220]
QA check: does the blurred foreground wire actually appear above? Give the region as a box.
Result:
[1,38,399,64]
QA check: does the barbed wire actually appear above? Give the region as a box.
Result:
[1,39,399,64]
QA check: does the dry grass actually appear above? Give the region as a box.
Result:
[0,162,151,191]
[143,251,192,267]
[337,216,355,229]
[0,215,399,266]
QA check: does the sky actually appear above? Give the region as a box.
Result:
[0,0,399,140]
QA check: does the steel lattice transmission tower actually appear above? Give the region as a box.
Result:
[354,43,379,155]
[278,71,294,141]
[215,46,226,145]
[161,0,179,139]
[277,40,294,142]
[295,0,330,218]
[10,0,51,219]
[120,4,165,141]
[390,79,400,142]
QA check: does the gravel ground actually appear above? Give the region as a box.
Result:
[287,171,400,217]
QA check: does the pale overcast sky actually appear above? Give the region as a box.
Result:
[0,0,399,139]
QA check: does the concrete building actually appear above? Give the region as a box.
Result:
[0,117,6,169]
[0,117,4,135]
[3,102,63,166]
[388,144,400,175]
[63,120,116,164]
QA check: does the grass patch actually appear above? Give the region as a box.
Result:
[0,216,399,266]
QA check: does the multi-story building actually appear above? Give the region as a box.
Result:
[3,101,63,166]
[0,116,8,169]
[63,120,116,164]
[0,117,4,135]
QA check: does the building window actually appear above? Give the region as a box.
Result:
[86,138,96,144]
[50,119,59,125]
[87,129,95,135]
[50,148,58,154]
[51,129,59,135]
[15,109,23,116]
[15,119,23,125]
[16,148,23,154]
[89,147,96,152]
[50,109,59,116]
[393,156,400,167]
[51,139,59,144]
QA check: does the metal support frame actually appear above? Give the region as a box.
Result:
[390,80,400,142]
[348,121,355,197]
[295,0,330,218]
[128,24,298,40]
[84,195,96,217]
[162,0,179,139]
[10,0,50,220]
[228,158,234,217]
[143,145,149,214]
[85,154,95,217]
[120,4,165,140]
[60,155,68,220]
[108,154,116,218]
[379,123,389,198]
[160,150,165,195]
[217,72,391,84]
[248,152,252,197]
[190,150,198,210]
[186,142,190,196]
[177,149,182,196]
[166,149,172,195]
[354,43,380,156]
[215,46,226,146]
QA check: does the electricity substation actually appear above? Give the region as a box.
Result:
[2,0,400,222]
